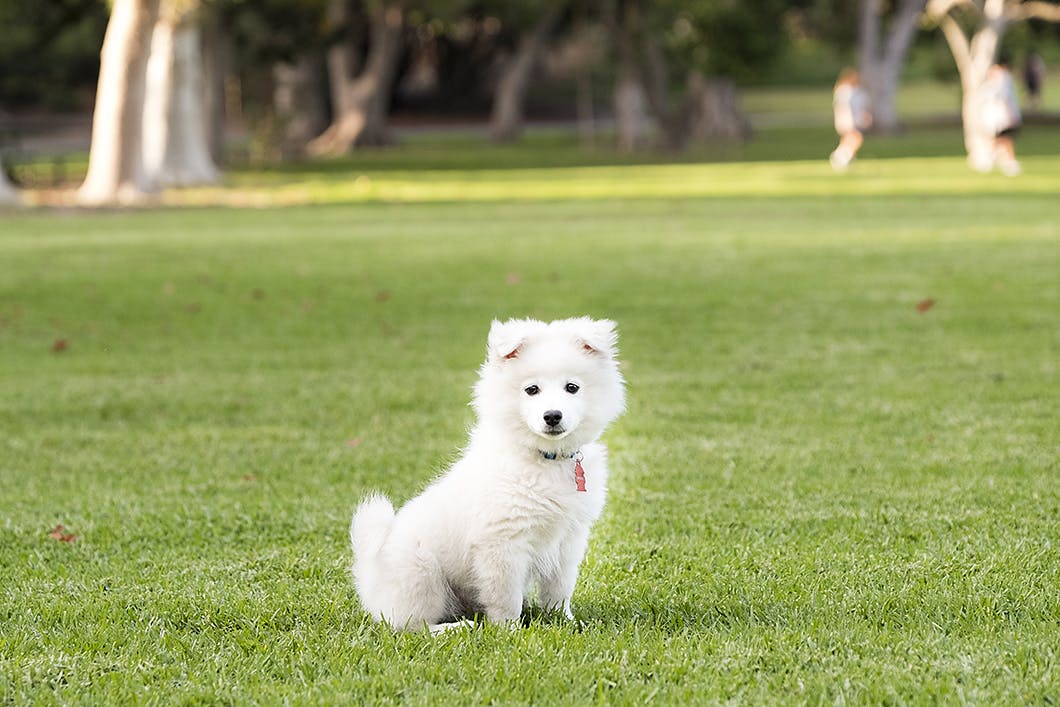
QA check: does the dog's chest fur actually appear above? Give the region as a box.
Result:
[479,452,605,546]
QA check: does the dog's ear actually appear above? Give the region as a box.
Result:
[577,318,618,358]
[487,319,526,362]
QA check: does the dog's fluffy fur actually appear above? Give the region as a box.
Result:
[350,317,625,632]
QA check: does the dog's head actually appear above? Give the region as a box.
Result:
[474,317,626,454]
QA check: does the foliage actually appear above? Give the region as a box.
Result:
[0,0,109,110]
[218,0,329,66]
[2,127,1060,703]
[789,0,861,51]
[662,0,790,81]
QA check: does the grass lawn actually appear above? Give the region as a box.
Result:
[1,126,1058,703]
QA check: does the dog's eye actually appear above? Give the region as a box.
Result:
[565,383,580,394]
[524,385,540,396]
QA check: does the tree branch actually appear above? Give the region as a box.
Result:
[937,13,972,74]
[925,0,977,19]
[883,0,927,62]
[1008,0,1060,22]
[859,0,881,62]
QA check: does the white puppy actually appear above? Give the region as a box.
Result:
[350,317,626,632]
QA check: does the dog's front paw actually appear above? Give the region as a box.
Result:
[428,619,476,635]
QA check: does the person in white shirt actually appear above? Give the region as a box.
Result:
[830,68,872,171]
[980,57,1023,176]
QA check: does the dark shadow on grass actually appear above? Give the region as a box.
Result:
[570,597,801,634]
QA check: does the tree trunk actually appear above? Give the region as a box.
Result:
[926,0,1060,168]
[638,25,685,150]
[0,156,19,205]
[858,0,925,134]
[273,55,328,160]
[78,0,161,205]
[143,9,220,187]
[960,61,998,171]
[576,70,595,148]
[686,73,751,142]
[309,0,404,156]
[200,8,228,166]
[608,0,686,151]
[613,71,648,151]
[489,5,563,143]
[609,2,647,151]
[930,0,1005,167]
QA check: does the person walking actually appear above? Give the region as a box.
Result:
[830,68,872,171]
[980,57,1023,176]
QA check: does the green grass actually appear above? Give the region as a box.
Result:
[2,126,1059,704]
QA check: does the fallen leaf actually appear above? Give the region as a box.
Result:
[184,302,202,315]
[345,437,363,448]
[375,290,391,303]
[241,474,256,482]
[48,524,77,543]
[251,288,266,301]
[916,298,935,313]
[506,272,522,285]
[51,338,68,353]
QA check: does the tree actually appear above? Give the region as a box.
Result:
[488,1,567,143]
[606,0,686,150]
[220,0,330,160]
[0,157,19,205]
[142,0,220,186]
[926,0,1060,167]
[858,0,926,133]
[309,0,406,155]
[273,56,329,159]
[79,0,162,205]
[199,6,228,165]
[608,0,785,151]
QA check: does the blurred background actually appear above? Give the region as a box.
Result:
[0,0,1058,205]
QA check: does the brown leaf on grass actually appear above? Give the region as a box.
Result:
[241,474,257,482]
[47,524,77,543]
[251,288,266,301]
[506,272,522,285]
[345,437,363,448]
[184,302,202,315]
[375,290,391,303]
[916,298,936,313]
[51,338,68,353]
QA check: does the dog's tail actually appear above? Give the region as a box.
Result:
[350,494,395,617]
[350,493,395,562]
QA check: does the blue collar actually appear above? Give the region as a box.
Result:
[539,449,579,461]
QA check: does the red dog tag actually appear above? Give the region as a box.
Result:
[574,460,587,492]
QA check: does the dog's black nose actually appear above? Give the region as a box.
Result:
[543,410,563,427]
